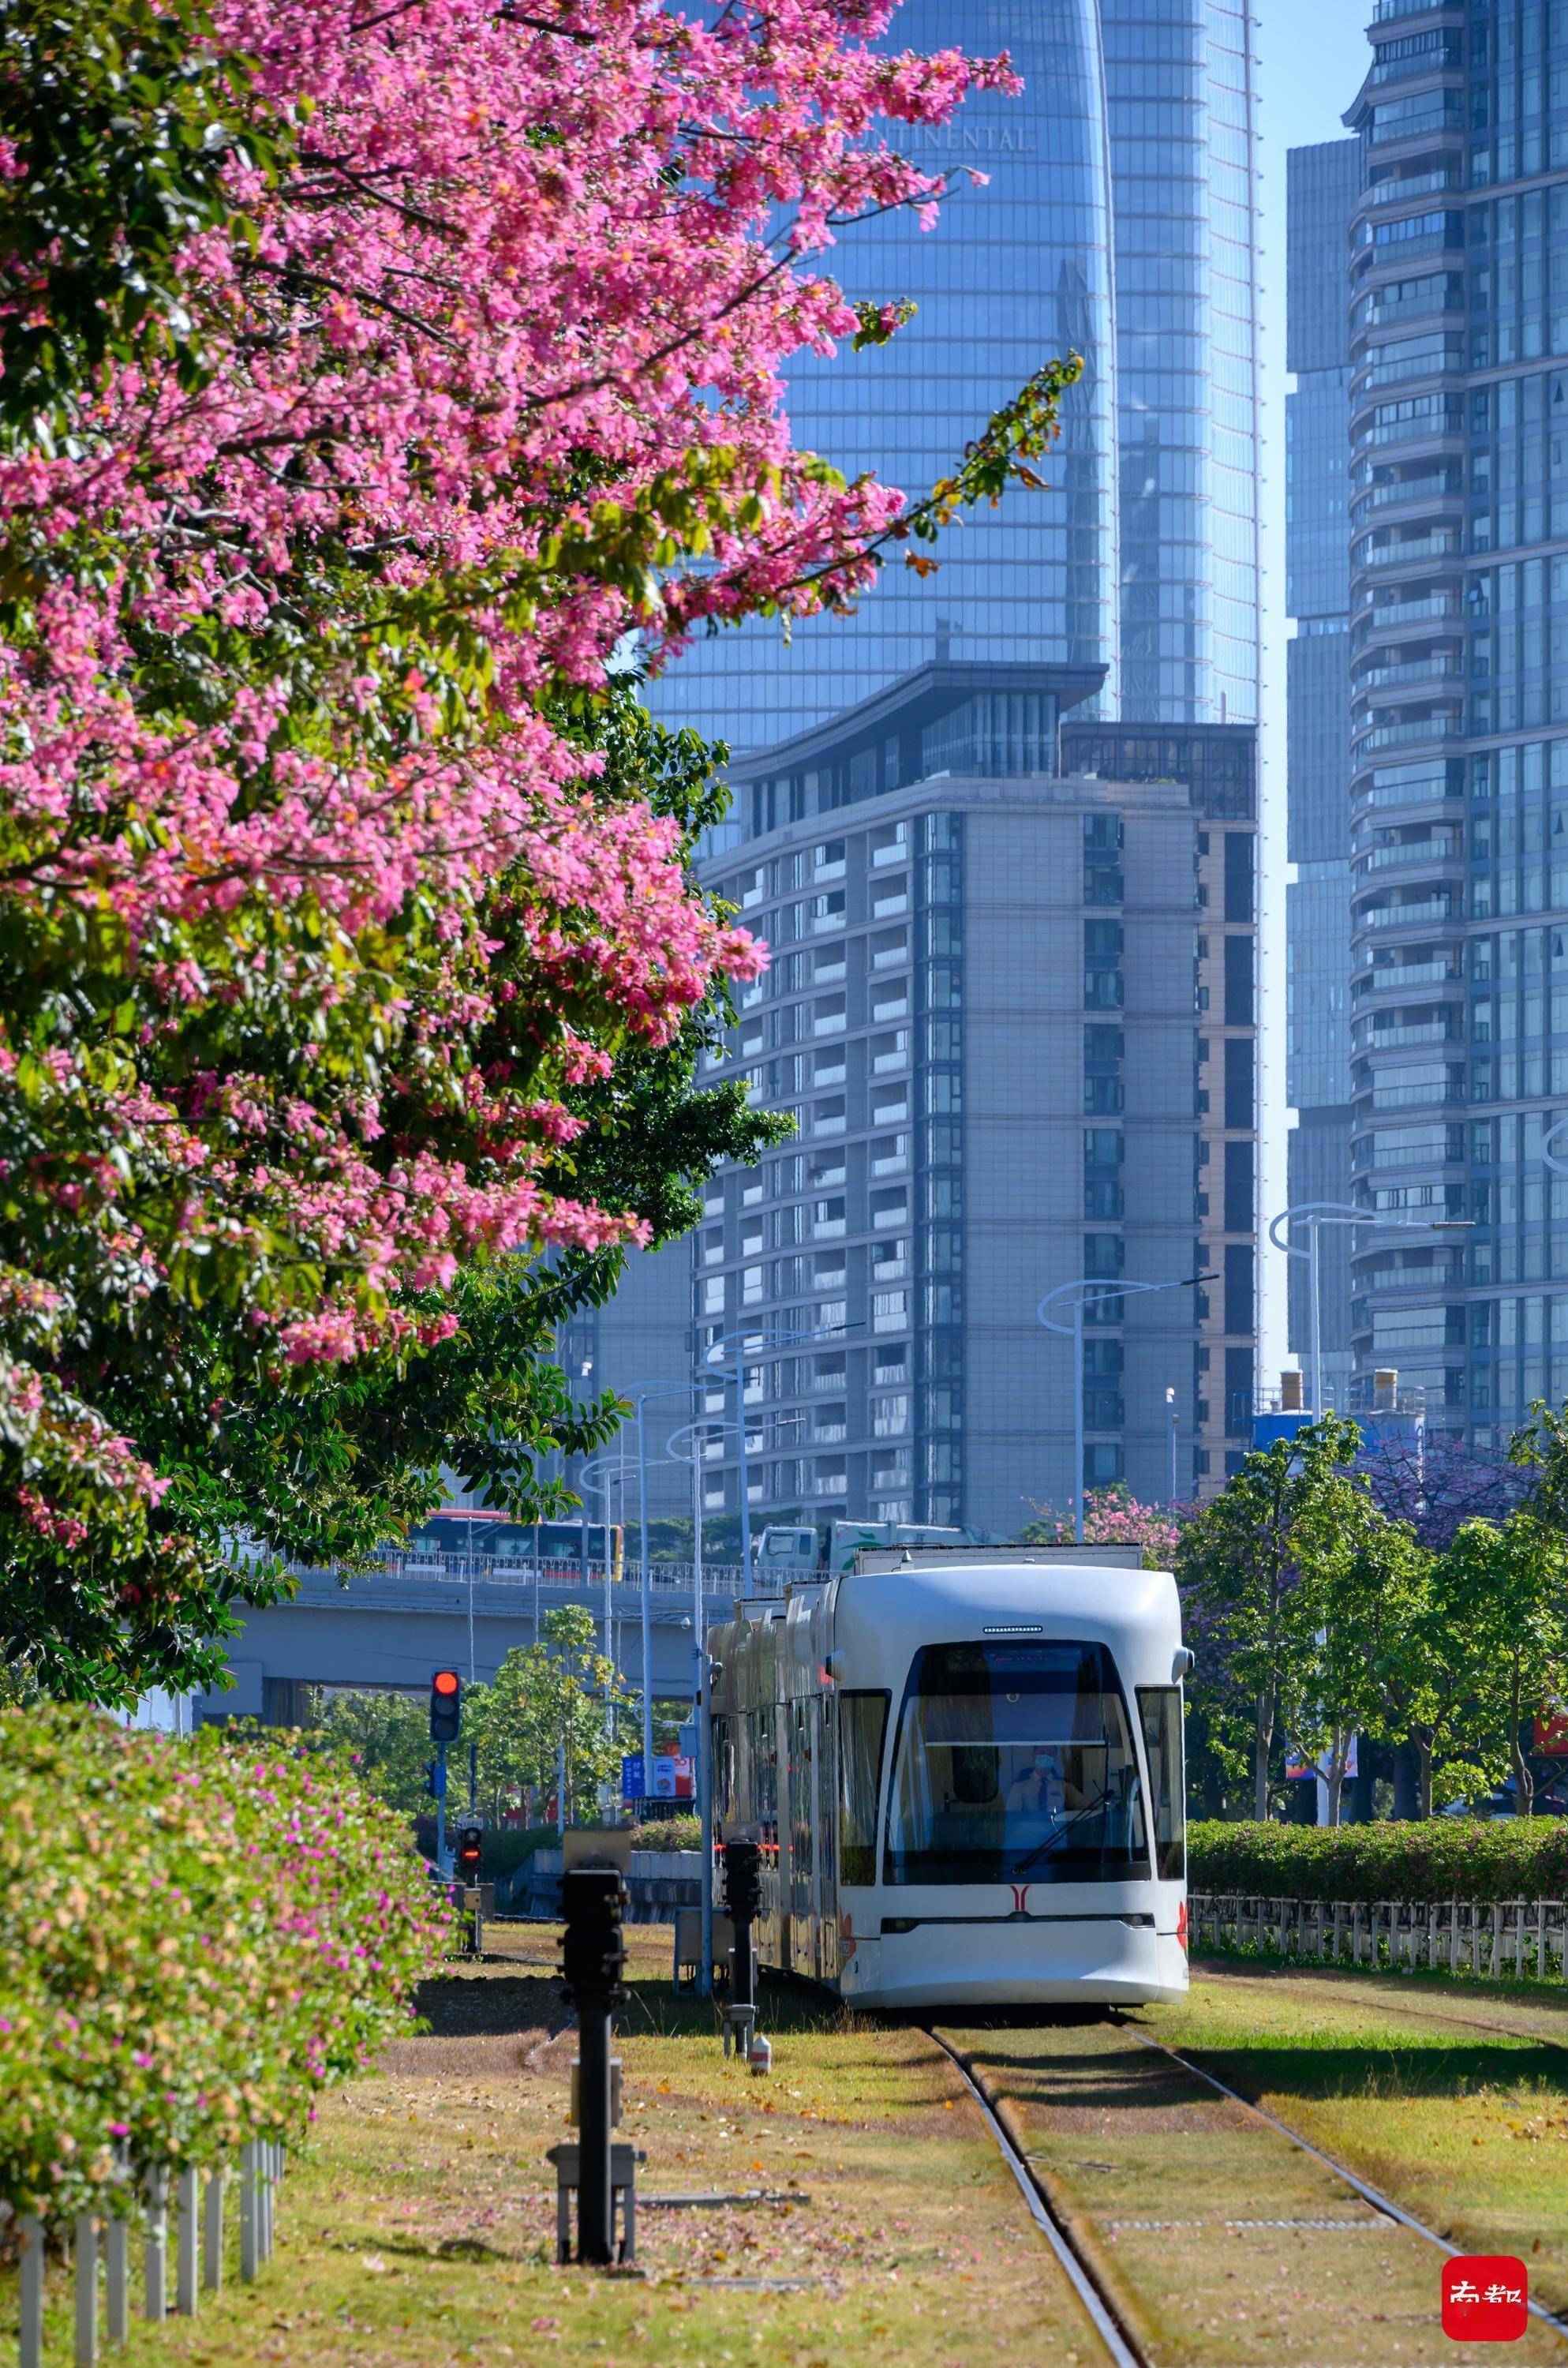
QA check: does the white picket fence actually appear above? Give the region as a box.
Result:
[6,2140,283,2366]
[1191,1891,1568,1981]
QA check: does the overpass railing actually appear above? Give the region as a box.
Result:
[285,1551,750,1595]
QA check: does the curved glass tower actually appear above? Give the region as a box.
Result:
[651,1,1262,751]
[653,0,1121,751]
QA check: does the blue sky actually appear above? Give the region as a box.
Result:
[1255,0,1372,1374]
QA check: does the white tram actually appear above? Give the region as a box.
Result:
[706,1548,1189,2009]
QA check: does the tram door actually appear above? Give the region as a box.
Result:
[816,1697,838,1983]
[788,1697,815,1976]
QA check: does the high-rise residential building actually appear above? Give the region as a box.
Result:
[588,2,1264,1530]
[1285,138,1361,1407]
[687,665,1257,1534]
[1341,0,1568,1438]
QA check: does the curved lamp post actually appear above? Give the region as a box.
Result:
[1267,1201,1473,1420]
[665,1416,737,2000]
[608,1380,688,1774]
[703,1319,862,1595]
[1038,1273,1215,1544]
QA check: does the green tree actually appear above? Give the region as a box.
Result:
[1175,1417,1378,1820]
[1420,1515,1568,1817]
[469,1608,631,1829]
[304,1688,435,1819]
[1308,1516,1431,1826]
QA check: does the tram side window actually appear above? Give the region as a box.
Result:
[1136,1688,1185,1883]
[837,1691,889,1886]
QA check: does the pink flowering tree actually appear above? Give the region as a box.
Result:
[0,0,1075,1695]
[1020,1487,1189,1567]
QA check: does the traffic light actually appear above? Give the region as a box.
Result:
[559,1864,628,2010]
[455,1822,483,1875]
[429,1668,462,1744]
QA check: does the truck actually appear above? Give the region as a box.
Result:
[753,1516,990,1582]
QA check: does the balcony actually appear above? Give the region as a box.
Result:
[1352,655,1461,694]
[1353,959,1463,995]
[1357,530,1458,569]
[1354,834,1462,874]
[1355,719,1464,760]
[1364,1080,1465,1111]
[1353,1018,1461,1050]
[1351,475,1461,518]
[1357,594,1460,638]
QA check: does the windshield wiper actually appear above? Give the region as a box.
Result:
[1009,1783,1117,1876]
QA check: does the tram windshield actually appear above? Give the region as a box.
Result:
[885,1641,1150,1886]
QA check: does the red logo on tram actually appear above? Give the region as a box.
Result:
[1177,1901,1189,1953]
[1009,1884,1031,1917]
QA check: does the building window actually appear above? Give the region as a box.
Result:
[702,1276,725,1314]
[873,1290,909,1333]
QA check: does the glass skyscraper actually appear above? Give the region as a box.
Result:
[651,1,1263,749]
[1334,0,1568,1437]
[1107,2,1263,723]
[1285,139,1361,1404]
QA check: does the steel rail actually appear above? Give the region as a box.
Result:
[925,2027,1147,2368]
[1120,2021,1568,2344]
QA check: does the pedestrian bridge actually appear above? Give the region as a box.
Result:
[207,1550,752,1722]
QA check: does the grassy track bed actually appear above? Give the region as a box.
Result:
[5,1926,1101,2368]
[1151,1962,1568,2321]
[943,1987,1568,2368]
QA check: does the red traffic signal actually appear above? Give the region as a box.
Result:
[429,1669,462,1744]
[455,1823,483,1873]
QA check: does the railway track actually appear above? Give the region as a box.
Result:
[930,2016,1568,2368]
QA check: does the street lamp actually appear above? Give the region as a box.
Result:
[611,1379,689,1775]
[1165,1384,1178,1508]
[703,1320,863,1595]
[1267,1201,1473,1419]
[1038,1274,1215,1545]
[666,1416,737,2002]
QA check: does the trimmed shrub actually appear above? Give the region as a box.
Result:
[1189,1816,1568,1906]
[0,1707,451,2221]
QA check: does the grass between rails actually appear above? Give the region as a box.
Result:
[941,1965,1568,2366]
[0,1924,1100,2368]
[1154,1958,1568,2302]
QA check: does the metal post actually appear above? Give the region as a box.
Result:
[735,1358,754,1597]
[557,1735,567,1836]
[435,1737,447,1873]
[693,1445,714,1999]
[723,1838,762,2057]
[559,1862,628,2267]
[1309,1216,1324,1416]
[20,2214,44,2368]
[143,2168,167,2321]
[240,2144,258,2283]
[1166,1385,1177,1505]
[638,1395,653,1778]
[1073,1299,1085,1546]
[202,2171,224,2293]
[75,2210,98,2366]
[176,2168,198,2313]
[107,2214,129,2343]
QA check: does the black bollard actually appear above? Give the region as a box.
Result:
[559,1863,628,2266]
[723,1838,763,2017]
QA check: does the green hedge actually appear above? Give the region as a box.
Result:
[1189,1817,1568,1905]
[0,1707,451,2220]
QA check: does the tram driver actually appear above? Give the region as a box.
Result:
[1003,1741,1072,1845]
